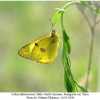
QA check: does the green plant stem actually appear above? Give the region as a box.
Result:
[61,2,79,92]
[61,2,77,29]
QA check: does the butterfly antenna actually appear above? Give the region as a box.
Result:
[49,18,53,31]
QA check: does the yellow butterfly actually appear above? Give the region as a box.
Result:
[18,30,60,64]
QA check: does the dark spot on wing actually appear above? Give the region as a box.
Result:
[35,43,39,46]
[23,45,26,48]
[40,48,45,52]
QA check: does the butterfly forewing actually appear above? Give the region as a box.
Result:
[18,34,50,59]
[18,41,35,59]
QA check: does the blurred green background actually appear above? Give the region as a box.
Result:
[0,1,100,92]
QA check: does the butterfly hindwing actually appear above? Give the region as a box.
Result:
[18,30,60,63]
[31,33,59,63]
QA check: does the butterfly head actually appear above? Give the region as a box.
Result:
[51,30,57,36]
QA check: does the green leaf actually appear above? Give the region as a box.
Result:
[62,29,71,54]
[75,81,87,92]
[93,6,100,14]
[80,1,100,14]
[55,8,66,11]
[53,8,66,26]
[53,11,61,26]
[62,39,77,92]
[64,68,75,92]
[62,29,77,92]
[80,1,91,8]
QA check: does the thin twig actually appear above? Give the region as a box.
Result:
[85,2,98,90]
[78,6,92,29]
[78,1,100,90]
[95,19,100,25]
[85,27,94,89]
[81,11,92,29]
